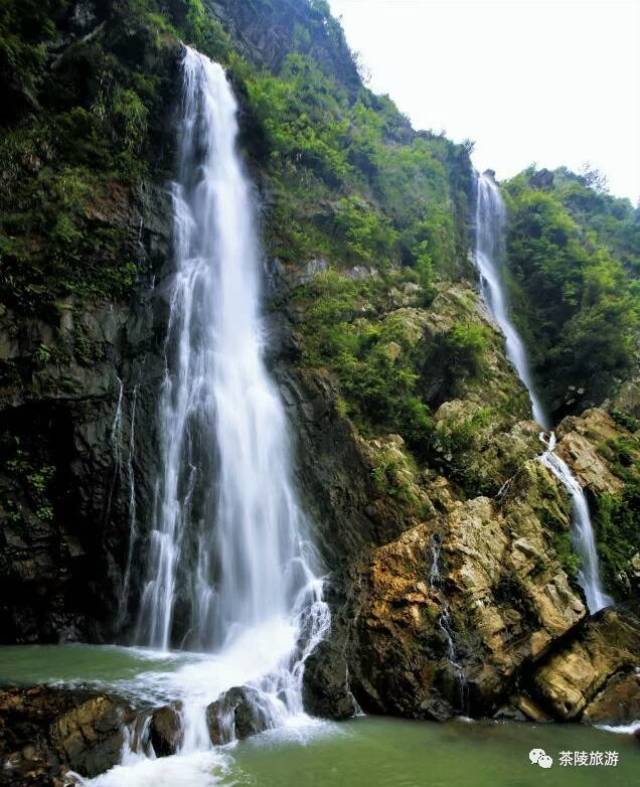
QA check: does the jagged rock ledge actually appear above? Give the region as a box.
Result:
[0,683,279,785]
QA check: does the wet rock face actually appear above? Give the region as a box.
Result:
[0,290,168,645]
[206,687,270,745]
[0,686,134,785]
[302,639,359,721]
[0,0,178,646]
[149,705,183,757]
[0,168,172,646]
[51,695,134,777]
[334,456,587,720]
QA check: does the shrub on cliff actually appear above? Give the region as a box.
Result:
[503,169,640,417]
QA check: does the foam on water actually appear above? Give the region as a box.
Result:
[70,751,231,787]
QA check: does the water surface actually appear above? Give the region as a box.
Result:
[1,645,638,787]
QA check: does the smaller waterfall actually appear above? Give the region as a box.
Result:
[474,171,611,616]
[106,377,125,518]
[430,535,466,711]
[475,174,548,428]
[539,433,612,613]
[108,378,142,629]
[118,383,139,629]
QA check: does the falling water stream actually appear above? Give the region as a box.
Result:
[77,45,329,785]
[539,433,613,613]
[430,536,466,711]
[474,172,611,614]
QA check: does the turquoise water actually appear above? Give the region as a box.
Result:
[1,645,638,786]
[226,716,640,786]
[0,643,201,704]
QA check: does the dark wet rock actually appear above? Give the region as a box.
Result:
[0,686,134,784]
[529,168,555,189]
[206,687,270,745]
[302,639,358,721]
[149,704,183,757]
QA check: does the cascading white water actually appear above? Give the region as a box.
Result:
[539,433,613,613]
[137,45,325,655]
[84,45,330,784]
[475,174,548,429]
[118,383,139,629]
[474,171,611,615]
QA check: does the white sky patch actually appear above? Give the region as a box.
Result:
[329,0,640,202]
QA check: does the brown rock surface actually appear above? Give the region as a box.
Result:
[0,686,134,785]
[533,608,640,720]
[582,671,640,724]
[149,704,183,757]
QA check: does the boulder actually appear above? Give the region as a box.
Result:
[302,639,359,720]
[0,686,133,784]
[50,695,134,777]
[533,608,640,721]
[149,704,183,757]
[582,671,640,724]
[206,687,270,745]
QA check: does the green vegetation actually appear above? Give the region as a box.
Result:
[594,433,640,597]
[291,267,500,487]
[503,168,640,417]
[428,321,490,397]
[0,0,232,313]
[3,441,56,525]
[293,269,434,451]
[242,49,472,275]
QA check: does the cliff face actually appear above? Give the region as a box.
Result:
[0,0,182,641]
[1,0,640,728]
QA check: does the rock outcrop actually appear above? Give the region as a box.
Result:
[206,687,271,745]
[0,686,134,785]
[532,607,640,721]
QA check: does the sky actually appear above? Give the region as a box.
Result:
[328,0,640,203]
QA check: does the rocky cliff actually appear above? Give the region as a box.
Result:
[1,0,639,735]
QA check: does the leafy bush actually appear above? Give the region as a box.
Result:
[241,49,472,276]
[504,169,640,415]
[334,196,398,266]
[294,269,433,451]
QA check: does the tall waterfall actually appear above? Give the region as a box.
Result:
[474,172,611,614]
[475,174,548,428]
[128,44,327,752]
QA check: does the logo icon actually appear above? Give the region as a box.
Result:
[529,749,554,769]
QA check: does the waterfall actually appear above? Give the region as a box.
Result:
[117,44,328,765]
[474,171,611,615]
[539,433,613,613]
[475,174,548,429]
[118,383,139,629]
[430,535,466,711]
